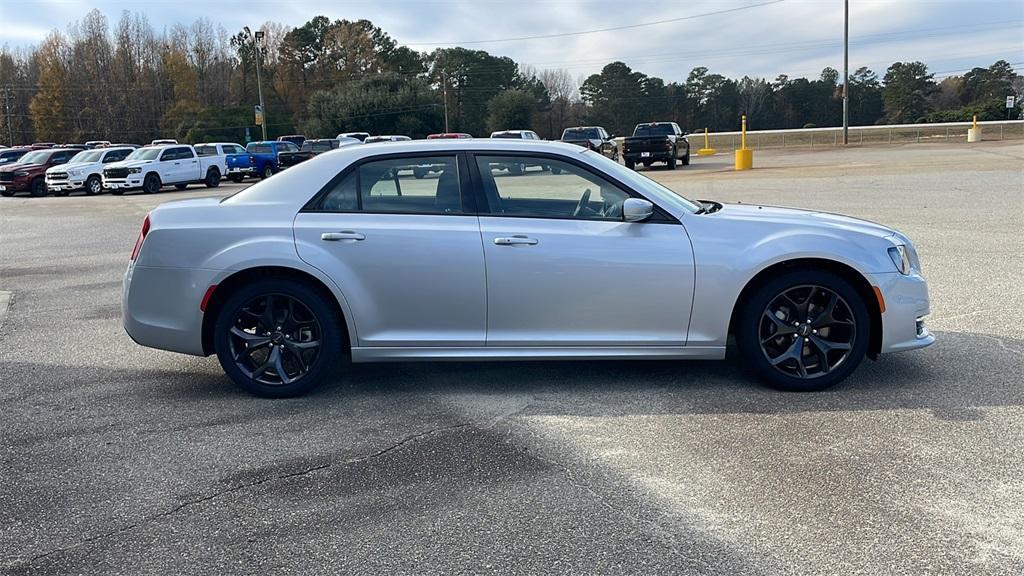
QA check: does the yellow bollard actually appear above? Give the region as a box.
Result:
[734,115,753,170]
[967,114,982,143]
[697,127,717,156]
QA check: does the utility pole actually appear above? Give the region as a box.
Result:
[842,0,849,145]
[246,26,267,141]
[442,72,449,133]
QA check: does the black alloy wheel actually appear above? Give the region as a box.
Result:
[143,174,161,194]
[30,178,47,197]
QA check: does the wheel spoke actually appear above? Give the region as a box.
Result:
[273,347,294,384]
[810,334,851,353]
[252,346,279,379]
[230,326,271,348]
[763,310,797,335]
[769,337,802,366]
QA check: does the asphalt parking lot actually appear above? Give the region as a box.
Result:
[1,142,1022,575]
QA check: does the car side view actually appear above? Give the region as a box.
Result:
[122,140,933,397]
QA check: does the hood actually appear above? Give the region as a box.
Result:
[49,161,99,172]
[0,162,43,173]
[108,159,154,169]
[710,203,896,240]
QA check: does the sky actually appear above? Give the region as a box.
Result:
[1,0,1022,83]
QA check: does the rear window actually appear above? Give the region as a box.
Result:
[194,145,218,156]
[562,128,599,139]
[633,124,675,137]
[491,132,522,139]
[249,144,272,154]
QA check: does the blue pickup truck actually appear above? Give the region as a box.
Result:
[225,141,300,182]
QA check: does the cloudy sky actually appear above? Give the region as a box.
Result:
[2,0,1022,82]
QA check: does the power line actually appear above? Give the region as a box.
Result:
[404,0,787,45]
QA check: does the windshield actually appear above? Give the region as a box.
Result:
[584,151,701,214]
[562,128,599,139]
[633,124,675,137]
[127,148,162,161]
[71,150,104,163]
[18,151,50,164]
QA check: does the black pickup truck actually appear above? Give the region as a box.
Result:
[277,138,360,169]
[622,122,690,170]
[559,126,618,160]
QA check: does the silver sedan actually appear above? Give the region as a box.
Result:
[122,140,933,397]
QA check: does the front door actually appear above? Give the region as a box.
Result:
[472,153,694,347]
[294,153,487,347]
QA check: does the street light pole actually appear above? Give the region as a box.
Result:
[254,30,267,141]
[842,0,849,145]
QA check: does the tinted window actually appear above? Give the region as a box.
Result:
[633,124,676,137]
[249,144,272,154]
[562,128,600,139]
[52,151,75,164]
[318,155,462,215]
[105,149,131,162]
[491,132,522,139]
[475,155,629,221]
[310,141,336,152]
[195,145,218,156]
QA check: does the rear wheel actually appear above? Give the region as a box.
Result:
[228,174,244,183]
[682,149,691,166]
[85,175,102,195]
[143,174,161,194]
[261,165,274,180]
[30,177,47,197]
[666,155,677,170]
[736,269,870,392]
[213,278,342,398]
[624,160,635,170]
[204,168,220,188]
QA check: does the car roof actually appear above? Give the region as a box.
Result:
[322,139,583,160]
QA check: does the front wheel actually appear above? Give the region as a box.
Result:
[30,178,47,197]
[736,270,870,392]
[85,175,102,195]
[666,155,677,170]
[213,278,343,398]
[143,174,161,194]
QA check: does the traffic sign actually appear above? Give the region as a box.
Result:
[1007,96,1016,109]
[255,105,264,126]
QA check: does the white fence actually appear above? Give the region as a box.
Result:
[686,120,1024,150]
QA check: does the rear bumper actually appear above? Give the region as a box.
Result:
[624,151,672,162]
[122,263,220,356]
[867,271,935,354]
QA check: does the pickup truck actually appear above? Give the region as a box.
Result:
[225,141,299,182]
[559,126,618,160]
[195,142,243,180]
[278,137,361,170]
[102,144,223,195]
[45,146,134,195]
[0,148,78,197]
[622,122,690,170]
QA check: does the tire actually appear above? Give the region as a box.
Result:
[174,183,188,190]
[260,165,274,180]
[624,160,635,170]
[509,163,524,176]
[30,178,47,197]
[551,166,562,175]
[85,175,102,195]
[413,167,426,179]
[213,278,343,398]
[1,189,14,197]
[682,149,691,166]
[736,269,870,392]
[204,168,221,188]
[110,189,125,196]
[228,174,244,183]
[143,173,161,194]
[666,155,677,170]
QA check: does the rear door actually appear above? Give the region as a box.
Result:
[293,152,487,348]
[471,152,694,347]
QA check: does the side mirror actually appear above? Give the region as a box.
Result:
[623,198,654,222]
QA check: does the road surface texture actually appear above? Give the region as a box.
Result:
[1,142,1022,575]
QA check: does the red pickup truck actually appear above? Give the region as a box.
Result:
[0,148,78,197]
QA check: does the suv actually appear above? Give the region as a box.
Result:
[622,122,690,170]
[560,126,618,160]
[0,148,77,197]
[102,144,224,194]
[0,148,30,167]
[277,135,307,147]
[45,146,134,195]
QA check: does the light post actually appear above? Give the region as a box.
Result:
[842,0,849,145]
[245,26,267,141]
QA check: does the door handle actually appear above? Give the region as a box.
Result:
[321,231,365,242]
[493,235,538,246]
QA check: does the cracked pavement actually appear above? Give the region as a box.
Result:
[1,142,1023,575]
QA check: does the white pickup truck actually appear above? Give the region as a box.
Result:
[44,146,134,195]
[102,144,224,195]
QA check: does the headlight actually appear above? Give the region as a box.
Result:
[888,245,912,275]
[68,168,83,177]
[14,171,29,177]
[128,167,142,174]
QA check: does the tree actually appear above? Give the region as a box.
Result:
[847,67,884,126]
[29,33,70,141]
[429,47,525,136]
[581,62,653,136]
[304,72,441,138]
[882,61,935,123]
[486,89,537,132]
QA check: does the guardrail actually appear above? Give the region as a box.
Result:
[687,120,1024,150]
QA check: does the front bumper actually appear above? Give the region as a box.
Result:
[122,263,221,356]
[103,177,143,190]
[45,178,85,191]
[0,178,30,192]
[867,271,935,354]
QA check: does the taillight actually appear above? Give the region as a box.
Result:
[248,155,255,164]
[130,214,150,261]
